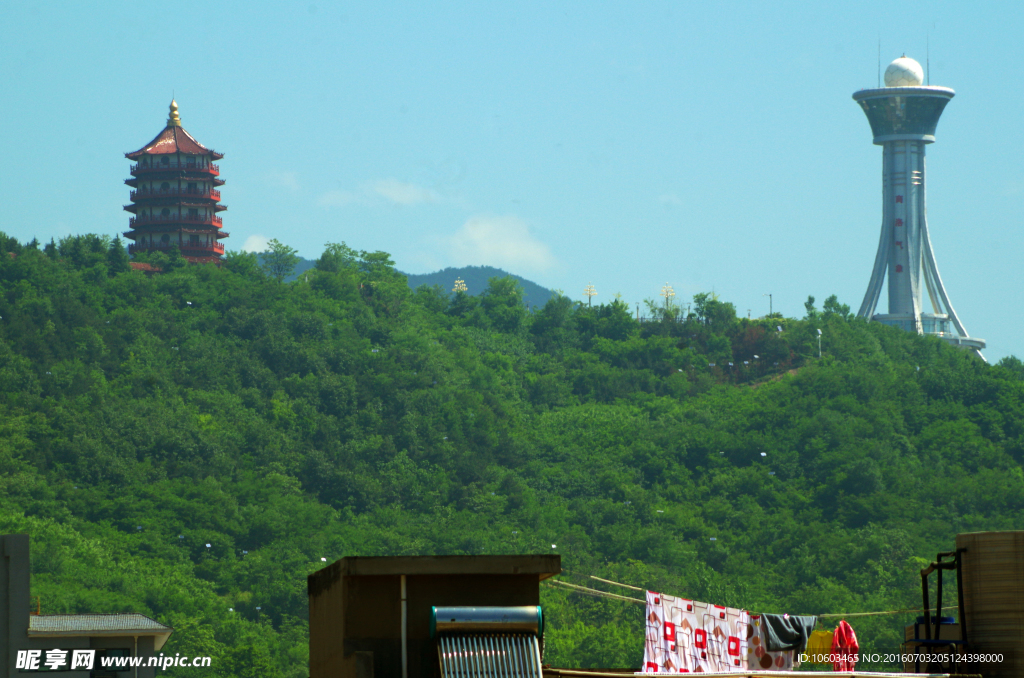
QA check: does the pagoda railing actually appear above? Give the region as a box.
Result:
[130,162,220,175]
[128,214,223,228]
[171,226,229,235]
[129,241,225,255]
[130,187,221,201]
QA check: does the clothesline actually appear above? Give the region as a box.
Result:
[547,575,959,618]
[544,579,646,604]
[818,607,957,619]
[590,575,644,592]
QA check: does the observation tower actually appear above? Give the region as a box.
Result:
[123,101,228,264]
[853,56,985,358]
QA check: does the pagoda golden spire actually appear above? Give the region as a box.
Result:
[167,99,181,127]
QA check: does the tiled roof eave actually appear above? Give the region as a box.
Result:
[28,614,173,634]
[126,126,218,159]
[28,628,171,638]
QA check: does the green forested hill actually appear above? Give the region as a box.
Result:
[279,257,555,310]
[1,233,1023,676]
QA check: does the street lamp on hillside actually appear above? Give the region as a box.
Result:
[583,282,597,307]
[763,293,773,317]
[661,283,675,309]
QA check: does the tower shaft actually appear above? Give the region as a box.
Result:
[868,139,926,323]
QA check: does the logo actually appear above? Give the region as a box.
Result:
[16,650,95,672]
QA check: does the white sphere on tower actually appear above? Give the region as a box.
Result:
[884,56,924,87]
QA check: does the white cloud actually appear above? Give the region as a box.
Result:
[318,179,442,208]
[1002,178,1024,196]
[266,171,301,193]
[318,189,361,207]
[369,178,440,205]
[449,214,556,274]
[659,192,683,206]
[242,235,270,253]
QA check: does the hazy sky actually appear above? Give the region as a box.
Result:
[1,1,1021,360]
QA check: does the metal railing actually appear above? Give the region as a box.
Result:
[130,161,219,175]
[636,316,688,323]
[128,241,225,255]
[128,214,223,227]
[129,187,221,201]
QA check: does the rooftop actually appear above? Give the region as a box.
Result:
[29,613,173,649]
[327,554,560,577]
[126,101,223,160]
[309,554,561,597]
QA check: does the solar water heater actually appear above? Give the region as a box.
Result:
[431,606,544,678]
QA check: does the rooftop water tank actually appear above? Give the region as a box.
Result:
[956,531,1024,677]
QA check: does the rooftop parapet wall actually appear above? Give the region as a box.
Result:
[309,555,561,678]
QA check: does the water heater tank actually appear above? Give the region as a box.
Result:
[431,606,542,636]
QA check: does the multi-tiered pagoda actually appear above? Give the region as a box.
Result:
[123,101,228,264]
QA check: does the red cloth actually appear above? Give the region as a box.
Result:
[831,620,859,671]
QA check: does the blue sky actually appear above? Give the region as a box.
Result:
[1,1,1021,360]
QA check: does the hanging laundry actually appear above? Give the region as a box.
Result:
[804,629,833,663]
[643,591,748,673]
[642,591,797,673]
[832,620,859,672]
[759,613,818,654]
[748,614,795,671]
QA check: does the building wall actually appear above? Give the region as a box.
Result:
[311,565,546,678]
[309,561,349,678]
[2,535,31,678]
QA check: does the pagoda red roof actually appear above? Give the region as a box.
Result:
[126,125,223,160]
[130,262,163,273]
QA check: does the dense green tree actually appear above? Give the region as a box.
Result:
[0,233,22,256]
[165,243,187,271]
[261,239,301,281]
[481,276,528,333]
[804,294,817,319]
[106,236,131,275]
[447,289,478,318]
[223,250,262,278]
[577,299,637,344]
[315,242,359,273]
[57,234,108,269]
[531,294,579,354]
[823,293,853,320]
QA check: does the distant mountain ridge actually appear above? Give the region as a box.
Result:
[403,265,555,309]
[286,259,555,309]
